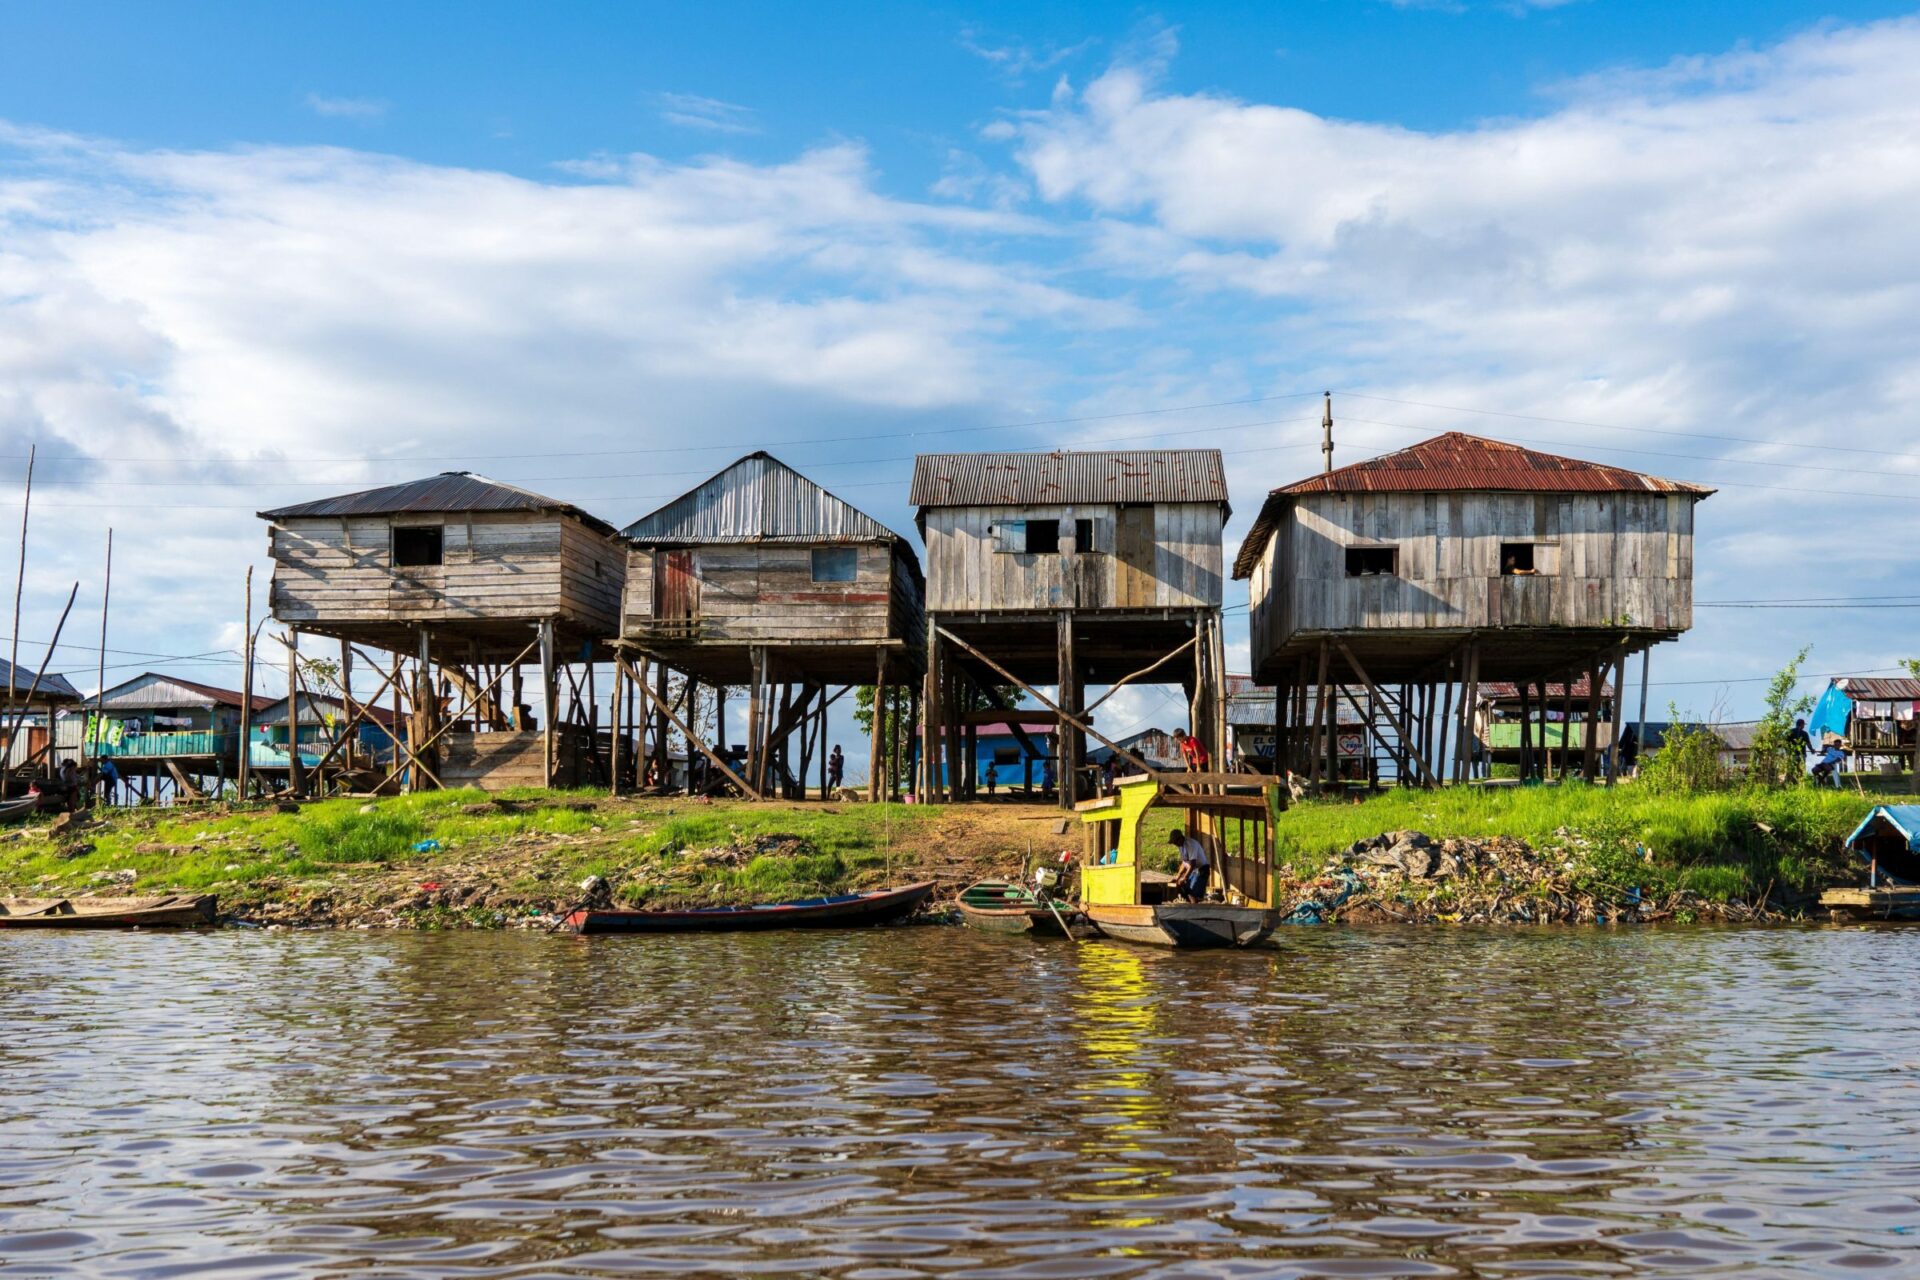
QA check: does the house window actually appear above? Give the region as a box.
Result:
[993,747,1020,766]
[1074,518,1094,553]
[1024,519,1060,554]
[1345,546,1397,577]
[1501,543,1537,575]
[393,526,443,568]
[811,547,858,582]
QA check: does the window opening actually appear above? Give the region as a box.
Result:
[1344,546,1396,577]
[1500,543,1537,576]
[393,526,443,568]
[811,547,858,582]
[1074,518,1094,553]
[1023,519,1060,554]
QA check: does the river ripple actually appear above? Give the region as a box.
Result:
[2,926,1917,1277]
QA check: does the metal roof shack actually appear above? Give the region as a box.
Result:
[623,452,915,551]
[1235,433,1712,579]
[260,472,616,537]
[1835,677,1920,702]
[97,672,273,713]
[0,658,84,704]
[910,449,1229,514]
[1480,677,1615,701]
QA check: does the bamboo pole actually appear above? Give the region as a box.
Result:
[93,529,113,780]
[0,582,77,772]
[8,443,32,716]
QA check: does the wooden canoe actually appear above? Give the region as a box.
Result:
[0,894,218,929]
[957,879,1087,937]
[564,881,936,935]
[1085,902,1276,949]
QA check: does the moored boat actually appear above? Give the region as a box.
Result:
[0,894,219,929]
[564,880,936,934]
[956,879,1087,936]
[1075,773,1285,949]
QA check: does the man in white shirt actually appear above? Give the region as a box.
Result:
[1168,828,1211,902]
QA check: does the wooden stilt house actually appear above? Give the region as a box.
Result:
[614,452,925,800]
[1233,432,1712,787]
[259,472,626,793]
[910,449,1231,806]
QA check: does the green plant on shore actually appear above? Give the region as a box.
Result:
[1638,702,1728,794]
[1748,646,1815,788]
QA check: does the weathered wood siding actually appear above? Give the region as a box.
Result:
[921,503,1223,612]
[1250,491,1696,647]
[267,512,624,634]
[620,542,918,644]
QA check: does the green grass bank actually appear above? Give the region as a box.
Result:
[0,781,1874,926]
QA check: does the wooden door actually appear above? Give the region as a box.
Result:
[654,550,698,630]
[1115,506,1154,608]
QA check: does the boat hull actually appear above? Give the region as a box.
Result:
[1086,902,1276,949]
[0,895,218,929]
[956,879,1086,937]
[565,881,935,934]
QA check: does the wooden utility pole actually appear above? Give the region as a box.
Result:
[285,629,303,797]
[1321,392,1334,473]
[8,443,32,715]
[237,564,250,798]
[90,530,113,789]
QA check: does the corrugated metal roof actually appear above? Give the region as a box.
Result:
[1277,433,1714,497]
[910,450,1229,510]
[260,472,616,537]
[255,693,399,727]
[1835,677,1920,701]
[97,673,273,712]
[622,453,912,547]
[1233,432,1713,579]
[1480,677,1615,700]
[0,658,83,703]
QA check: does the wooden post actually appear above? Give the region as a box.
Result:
[539,619,555,788]
[7,443,31,717]
[1307,643,1329,788]
[868,654,885,802]
[684,679,699,796]
[1324,648,1337,788]
[818,685,830,800]
[1439,657,1456,784]
[1057,611,1076,808]
[1460,642,1481,783]
[1607,643,1629,785]
[653,660,669,789]
[1519,681,1532,781]
[1583,659,1602,782]
[1559,671,1574,781]
[923,629,941,801]
[610,652,623,797]
[747,647,765,794]
[1637,646,1652,780]
[286,629,304,797]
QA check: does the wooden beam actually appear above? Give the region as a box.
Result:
[1332,640,1437,788]
[626,655,762,799]
[936,625,1160,781]
[1081,636,1198,717]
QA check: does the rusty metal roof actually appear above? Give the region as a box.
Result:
[1480,677,1615,701]
[909,450,1228,511]
[1835,677,1920,701]
[1233,432,1713,579]
[260,472,617,537]
[1278,433,1715,497]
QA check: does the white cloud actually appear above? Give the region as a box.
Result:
[656,92,760,135]
[304,93,387,120]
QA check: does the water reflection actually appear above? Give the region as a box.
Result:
[1,926,1917,1277]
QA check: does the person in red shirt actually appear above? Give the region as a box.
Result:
[1172,727,1209,772]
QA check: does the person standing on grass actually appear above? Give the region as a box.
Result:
[1172,727,1209,772]
[827,745,844,793]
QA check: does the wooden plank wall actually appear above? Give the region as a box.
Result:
[921,502,1224,612]
[268,513,624,634]
[620,542,903,643]
[1251,491,1697,647]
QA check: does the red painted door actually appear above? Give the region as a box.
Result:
[654,551,698,630]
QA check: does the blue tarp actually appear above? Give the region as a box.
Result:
[1808,683,1854,743]
[1846,806,1920,885]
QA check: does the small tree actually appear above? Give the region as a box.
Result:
[1746,646,1815,788]
[1638,703,1727,794]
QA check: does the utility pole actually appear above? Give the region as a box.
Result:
[1321,391,1334,473]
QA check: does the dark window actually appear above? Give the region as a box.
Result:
[993,747,1020,766]
[1024,519,1060,554]
[1500,543,1536,575]
[1345,546,1397,577]
[1074,517,1094,553]
[393,526,443,567]
[811,547,858,582]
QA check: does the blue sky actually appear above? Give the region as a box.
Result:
[2,2,1918,760]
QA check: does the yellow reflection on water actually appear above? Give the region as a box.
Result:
[1067,942,1172,1220]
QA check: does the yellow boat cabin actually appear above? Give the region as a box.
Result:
[1074,774,1286,948]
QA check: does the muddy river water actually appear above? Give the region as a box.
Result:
[2,926,1916,1278]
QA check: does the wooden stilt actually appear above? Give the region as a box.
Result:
[286,629,304,797]
[1606,643,1629,785]
[538,618,555,789]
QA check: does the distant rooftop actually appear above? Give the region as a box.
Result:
[260,472,615,536]
[910,450,1228,510]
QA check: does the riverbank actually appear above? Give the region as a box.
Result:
[0,783,1870,927]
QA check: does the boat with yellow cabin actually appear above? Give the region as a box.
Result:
[1075,773,1284,948]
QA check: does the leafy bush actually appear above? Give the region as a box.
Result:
[1639,708,1728,795]
[1748,646,1815,788]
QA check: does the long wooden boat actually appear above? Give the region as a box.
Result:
[957,879,1088,937]
[1076,774,1286,949]
[563,881,936,935]
[0,795,46,822]
[1085,901,1277,949]
[0,894,219,929]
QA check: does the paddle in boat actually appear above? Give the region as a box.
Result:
[0,894,219,929]
[956,876,1088,937]
[1075,773,1284,948]
[563,880,936,934]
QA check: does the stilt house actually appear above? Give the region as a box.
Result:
[910,449,1231,805]
[91,673,270,799]
[615,452,926,801]
[1233,432,1711,786]
[259,472,627,791]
